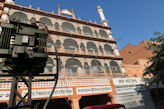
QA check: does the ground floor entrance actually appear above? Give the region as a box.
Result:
[32,98,71,109]
[0,103,8,109]
[79,94,112,109]
[116,92,155,109]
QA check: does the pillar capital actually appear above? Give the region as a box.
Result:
[68,95,81,101]
[68,96,81,109]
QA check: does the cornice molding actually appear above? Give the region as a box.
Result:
[48,52,123,60]
[49,30,117,44]
[4,3,112,30]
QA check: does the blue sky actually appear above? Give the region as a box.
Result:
[15,0,164,50]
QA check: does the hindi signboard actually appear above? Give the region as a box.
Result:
[76,86,112,95]
[22,88,73,99]
[0,91,10,101]
[113,78,146,94]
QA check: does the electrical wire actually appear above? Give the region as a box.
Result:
[43,35,59,109]
[34,21,59,109]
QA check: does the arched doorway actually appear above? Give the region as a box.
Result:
[80,94,112,109]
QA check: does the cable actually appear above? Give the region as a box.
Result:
[43,35,59,109]
[34,21,59,109]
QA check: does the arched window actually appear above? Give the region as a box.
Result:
[84,62,90,73]
[39,17,53,28]
[104,44,114,54]
[91,60,103,73]
[77,27,82,34]
[99,45,104,54]
[104,63,110,73]
[58,60,64,73]
[94,30,99,37]
[30,17,36,23]
[47,38,52,48]
[80,43,85,51]
[61,22,75,33]
[63,39,78,51]
[99,29,108,38]
[65,58,83,73]
[54,22,60,30]
[44,57,55,72]
[9,12,28,23]
[110,61,121,73]
[55,40,62,49]
[87,42,98,53]
[83,26,93,36]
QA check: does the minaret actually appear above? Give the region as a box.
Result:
[97,6,108,26]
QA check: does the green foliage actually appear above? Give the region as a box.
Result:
[144,32,164,85]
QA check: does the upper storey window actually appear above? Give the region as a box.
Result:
[83,26,93,36]
[91,60,103,73]
[65,58,83,73]
[39,17,53,29]
[54,22,60,30]
[84,62,90,73]
[30,17,36,23]
[87,42,98,53]
[63,39,78,51]
[94,30,99,37]
[77,27,82,34]
[58,60,64,73]
[80,43,85,51]
[99,29,108,38]
[99,45,104,54]
[104,63,110,73]
[104,44,114,54]
[44,57,54,73]
[9,12,28,23]
[55,40,62,49]
[110,61,121,73]
[47,38,52,48]
[62,22,75,33]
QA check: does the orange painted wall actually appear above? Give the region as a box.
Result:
[120,41,153,78]
[120,41,154,65]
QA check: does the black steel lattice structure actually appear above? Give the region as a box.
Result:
[0,18,59,109]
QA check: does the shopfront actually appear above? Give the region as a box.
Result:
[113,78,155,109]
[0,78,113,109]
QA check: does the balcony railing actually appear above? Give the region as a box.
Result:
[112,73,129,78]
[48,47,119,59]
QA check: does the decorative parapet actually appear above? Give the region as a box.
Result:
[4,3,111,30]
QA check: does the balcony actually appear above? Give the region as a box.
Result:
[112,73,129,78]
[49,28,116,44]
[48,46,121,60]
